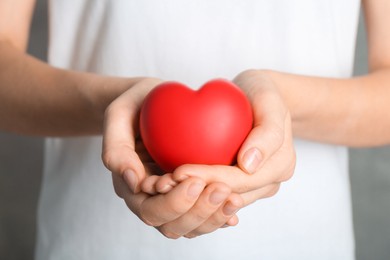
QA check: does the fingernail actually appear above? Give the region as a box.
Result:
[209,190,228,205]
[123,170,138,193]
[223,202,239,216]
[242,147,262,174]
[187,182,204,198]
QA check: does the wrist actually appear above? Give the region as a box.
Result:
[62,70,142,134]
[255,69,315,132]
[79,75,161,134]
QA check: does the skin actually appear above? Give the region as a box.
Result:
[1,0,389,239]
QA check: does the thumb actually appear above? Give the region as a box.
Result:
[102,88,146,193]
[102,78,163,192]
[237,83,289,174]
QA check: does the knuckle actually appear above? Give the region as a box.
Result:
[242,69,258,80]
[101,149,113,170]
[173,164,201,182]
[113,184,123,198]
[287,157,297,180]
[264,184,281,198]
[234,69,257,82]
[279,151,297,182]
[185,230,203,239]
[102,143,137,173]
[172,165,189,180]
[184,233,198,239]
[278,166,294,183]
[111,174,126,198]
[138,208,159,227]
[158,227,181,240]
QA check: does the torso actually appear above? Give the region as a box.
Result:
[36,1,360,259]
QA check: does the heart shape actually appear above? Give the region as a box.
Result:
[140,79,253,172]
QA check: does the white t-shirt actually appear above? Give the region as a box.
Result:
[36,0,360,259]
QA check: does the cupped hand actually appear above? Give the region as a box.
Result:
[112,172,242,238]
[142,69,296,207]
[102,77,242,238]
[102,78,163,193]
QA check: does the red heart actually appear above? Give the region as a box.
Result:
[140,79,253,172]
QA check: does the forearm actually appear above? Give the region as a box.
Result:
[0,40,139,136]
[263,69,390,147]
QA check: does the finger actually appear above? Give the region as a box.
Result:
[155,173,178,193]
[141,175,161,195]
[173,113,295,193]
[157,183,231,238]
[141,173,177,195]
[173,164,258,194]
[112,171,129,198]
[225,215,239,227]
[173,152,291,194]
[183,193,243,238]
[113,172,204,231]
[102,91,145,193]
[138,177,206,227]
[112,173,150,217]
[239,183,281,206]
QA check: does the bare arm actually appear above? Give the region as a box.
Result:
[0,0,142,136]
[257,0,390,147]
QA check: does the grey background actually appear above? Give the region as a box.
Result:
[1,1,389,259]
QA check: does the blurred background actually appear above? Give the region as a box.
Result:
[1,1,390,259]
